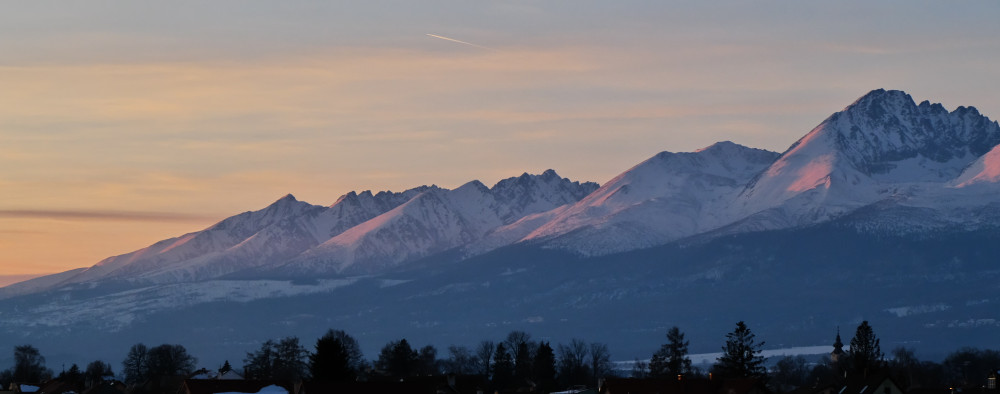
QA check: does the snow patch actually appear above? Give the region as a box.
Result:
[884,303,951,317]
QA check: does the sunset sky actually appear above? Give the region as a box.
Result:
[2,1,999,280]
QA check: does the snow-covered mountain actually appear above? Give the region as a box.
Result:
[277,170,599,274]
[49,187,434,287]
[509,141,780,256]
[6,88,1000,289]
[1,171,596,296]
[728,89,1000,233]
[3,88,1000,368]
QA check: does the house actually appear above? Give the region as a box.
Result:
[35,379,78,394]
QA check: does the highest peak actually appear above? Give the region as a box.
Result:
[837,89,917,119]
[853,88,912,105]
[845,89,987,120]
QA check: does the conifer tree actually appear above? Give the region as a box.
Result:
[650,326,692,377]
[492,343,515,390]
[849,321,883,377]
[375,339,418,378]
[533,342,557,393]
[310,329,363,381]
[714,321,766,380]
[218,360,232,375]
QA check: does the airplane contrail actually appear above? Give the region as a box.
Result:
[426,34,497,52]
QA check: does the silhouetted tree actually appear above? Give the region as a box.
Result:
[943,347,1000,387]
[140,344,196,394]
[443,345,478,375]
[244,337,308,381]
[557,339,591,387]
[244,340,276,380]
[416,345,440,375]
[504,331,534,384]
[13,345,49,383]
[514,341,533,385]
[58,364,84,391]
[589,342,612,386]
[84,360,114,389]
[533,342,558,393]
[803,359,838,388]
[849,321,883,377]
[475,341,495,377]
[146,344,197,378]
[650,326,692,378]
[0,369,12,390]
[714,321,766,380]
[218,360,232,375]
[122,343,149,386]
[275,337,309,380]
[770,356,809,393]
[375,339,419,378]
[887,347,919,389]
[504,331,533,361]
[310,330,363,381]
[492,343,514,390]
[631,359,650,378]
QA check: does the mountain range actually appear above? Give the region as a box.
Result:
[2,89,999,368]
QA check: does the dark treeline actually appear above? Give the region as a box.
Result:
[1,321,998,394]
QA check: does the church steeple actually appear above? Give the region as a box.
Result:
[831,327,845,363]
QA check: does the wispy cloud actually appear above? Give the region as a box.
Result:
[0,209,214,222]
[426,34,498,52]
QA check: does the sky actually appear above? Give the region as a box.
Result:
[1,1,999,278]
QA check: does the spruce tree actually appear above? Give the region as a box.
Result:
[492,343,515,390]
[514,342,533,384]
[714,321,766,380]
[310,329,364,381]
[218,360,232,375]
[375,339,419,378]
[532,342,557,393]
[849,321,883,377]
[650,326,692,377]
[310,335,354,381]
